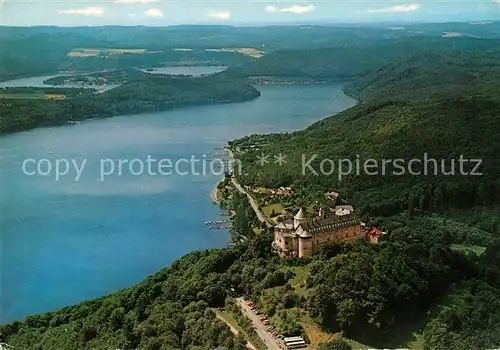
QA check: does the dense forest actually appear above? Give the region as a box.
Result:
[2,215,500,349]
[225,37,500,81]
[0,73,260,133]
[232,51,500,217]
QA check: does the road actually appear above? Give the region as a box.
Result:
[215,312,257,350]
[227,148,273,228]
[236,298,283,350]
[230,177,270,226]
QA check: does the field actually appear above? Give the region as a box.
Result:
[206,47,265,58]
[279,265,309,296]
[67,48,162,57]
[0,91,67,100]
[0,92,44,99]
[442,32,482,38]
[262,203,284,218]
[300,316,338,349]
[450,243,487,255]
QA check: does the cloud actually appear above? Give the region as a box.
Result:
[207,10,231,20]
[368,4,419,14]
[57,7,104,16]
[265,4,316,14]
[144,8,164,17]
[115,0,159,3]
[265,5,279,12]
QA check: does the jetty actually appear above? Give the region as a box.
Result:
[204,220,229,225]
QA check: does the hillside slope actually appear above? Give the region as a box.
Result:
[232,51,500,216]
[225,38,500,81]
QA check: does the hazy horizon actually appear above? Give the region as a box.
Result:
[2,19,500,28]
[1,1,499,27]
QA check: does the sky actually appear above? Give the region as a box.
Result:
[0,0,499,26]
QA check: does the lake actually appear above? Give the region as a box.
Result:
[0,66,227,92]
[139,66,227,76]
[0,82,356,323]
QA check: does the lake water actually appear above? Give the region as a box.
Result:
[139,66,227,76]
[0,83,356,323]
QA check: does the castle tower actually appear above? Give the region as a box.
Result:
[294,207,306,230]
[298,230,313,257]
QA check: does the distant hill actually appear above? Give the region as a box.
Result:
[225,37,500,81]
[345,49,500,103]
[3,24,499,81]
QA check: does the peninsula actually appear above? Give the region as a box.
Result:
[0,71,260,133]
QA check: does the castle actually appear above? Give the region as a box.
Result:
[272,206,367,258]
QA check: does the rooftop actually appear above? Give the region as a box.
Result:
[294,208,306,220]
[302,213,360,235]
[275,218,294,230]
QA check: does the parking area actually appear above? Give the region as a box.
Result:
[237,298,307,349]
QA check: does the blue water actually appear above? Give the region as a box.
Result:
[139,66,226,76]
[0,83,356,323]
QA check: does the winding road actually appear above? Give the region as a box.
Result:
[227,148,273,228]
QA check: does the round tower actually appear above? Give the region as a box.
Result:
[294,207,306,229]
[298,230,313,257]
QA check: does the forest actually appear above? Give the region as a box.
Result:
[232,50,500,217]
[2,214,499,349]
[225,37,500,81]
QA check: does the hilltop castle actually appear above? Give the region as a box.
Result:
[272,206,367,258]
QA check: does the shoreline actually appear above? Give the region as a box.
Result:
[210,85,358,226]
[211,179,222,205]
